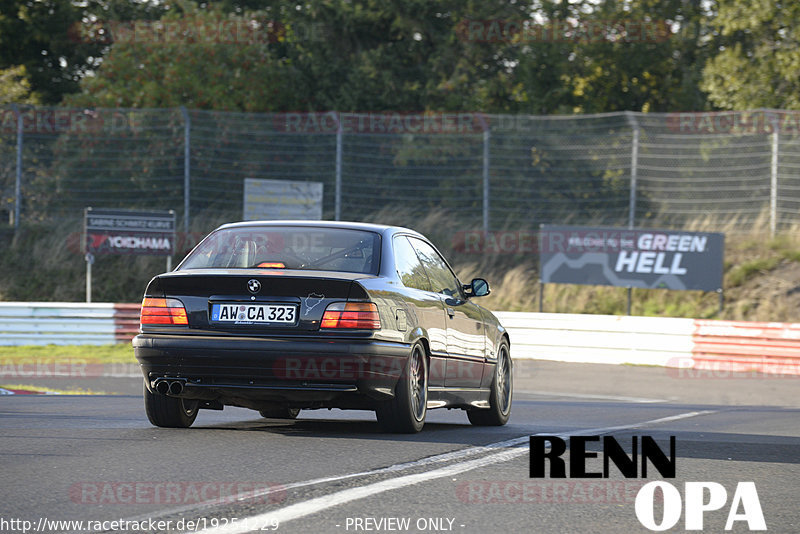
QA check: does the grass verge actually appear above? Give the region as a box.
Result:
[0,344,135,364]
[0,384,110,395]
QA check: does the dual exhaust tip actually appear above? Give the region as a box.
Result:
[153,378,186,396]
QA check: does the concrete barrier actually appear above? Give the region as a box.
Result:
[496,312,694,366]
[499,312,800,376]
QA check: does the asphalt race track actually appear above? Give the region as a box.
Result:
[1,360,798,534]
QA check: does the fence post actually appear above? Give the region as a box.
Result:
[85,253,93,303]
[11,104,22,229]
[483,128,490,234]
[475,114,491,234]
[625,112,640,316]
[770,123,779,237]
[626,112,639,230]
[335,112,342,221]
[180,106,191,233]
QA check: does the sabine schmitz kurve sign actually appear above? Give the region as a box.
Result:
[84,208,175,255]
[539,225,724,291]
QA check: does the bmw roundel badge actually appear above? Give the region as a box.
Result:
[247,279,261,294]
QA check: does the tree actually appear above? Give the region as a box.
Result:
[0,0,166,104]
[68,0,531,112]
[65,2,307,110]
[702,0,800,110]
[62,0,722,114]
[517,0,716,113]
[0,65,40,105]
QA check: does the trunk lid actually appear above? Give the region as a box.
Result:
[146,269,372,334]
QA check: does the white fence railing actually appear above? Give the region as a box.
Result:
[497,312,694,366]
[1,305,798,376]
[0,302,139,346]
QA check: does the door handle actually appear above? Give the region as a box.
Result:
[446,307,455,318]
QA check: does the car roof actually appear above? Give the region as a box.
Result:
[216,220,425,238]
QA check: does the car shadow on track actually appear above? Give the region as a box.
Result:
[190,415,520,445]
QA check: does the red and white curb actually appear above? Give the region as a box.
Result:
[497,312,800,376]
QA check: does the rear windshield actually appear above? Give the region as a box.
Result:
[179,226,381,275]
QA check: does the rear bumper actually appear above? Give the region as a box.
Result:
[133,334,410,407]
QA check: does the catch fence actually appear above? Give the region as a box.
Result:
[2,107,799,234]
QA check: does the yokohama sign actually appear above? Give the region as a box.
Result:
[84,208,175,256]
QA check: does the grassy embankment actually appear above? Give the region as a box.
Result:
[1,211,798,322]
[368,210,800,322]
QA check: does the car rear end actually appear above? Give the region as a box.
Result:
[133,224,409,413]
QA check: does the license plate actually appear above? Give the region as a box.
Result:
[211,304,297,325]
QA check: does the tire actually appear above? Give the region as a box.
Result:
[468,342,512,426]
[143,380,199,428]
[259,407,301,419]
[376,343,428,433]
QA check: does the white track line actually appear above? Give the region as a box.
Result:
[192,410,715,534]
[521,390,667,403]
[89,435,535,533]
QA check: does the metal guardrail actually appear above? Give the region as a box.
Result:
[0,302,139,346]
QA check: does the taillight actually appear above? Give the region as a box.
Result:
[320,302,380,330]
[140,297,189,326]
[257,262,285,268]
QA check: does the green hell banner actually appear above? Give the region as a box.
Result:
[539,225,724,291]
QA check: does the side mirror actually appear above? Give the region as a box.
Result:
[465,278,490,298]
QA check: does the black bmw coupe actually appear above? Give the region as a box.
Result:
[133,221,511,432]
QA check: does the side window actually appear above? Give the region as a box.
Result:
[409,238,461,297]
[393,236,432,291]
